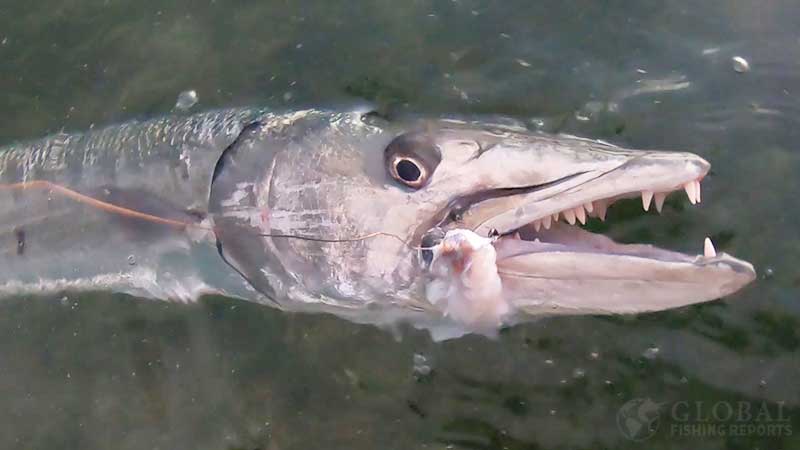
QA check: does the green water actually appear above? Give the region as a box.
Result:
[1,1,798,449]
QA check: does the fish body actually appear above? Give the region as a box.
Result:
[0,107,755,339]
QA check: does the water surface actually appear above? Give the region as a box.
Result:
[0,1,798,449]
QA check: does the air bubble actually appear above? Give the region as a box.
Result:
[174,90,198,111]
[642,346,660,360]
[412,353,432,379]
[127,255,136,265]
[732,56,750,73]
[529,118,545,129]
[574,101,605,122]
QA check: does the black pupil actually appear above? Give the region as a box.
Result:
[396,159,421,182]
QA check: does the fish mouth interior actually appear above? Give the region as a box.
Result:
[482,180,713,263]
[495,220,697,263]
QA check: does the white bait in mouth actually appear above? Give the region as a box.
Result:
[425,229,509,329]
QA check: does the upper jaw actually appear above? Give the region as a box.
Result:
[466,150,711,237]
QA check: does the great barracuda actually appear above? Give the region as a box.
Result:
[0,107,755,339]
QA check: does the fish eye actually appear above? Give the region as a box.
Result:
[392,157,425,187]
[384,132,442,190]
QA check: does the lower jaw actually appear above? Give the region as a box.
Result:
[493,221,706,264]
[421,220,753,333]
[485,217,755,316]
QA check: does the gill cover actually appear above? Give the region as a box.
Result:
[209,121,291,304]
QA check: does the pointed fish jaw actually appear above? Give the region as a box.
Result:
[413,131,754,320]
[491,225,755,316]
[497,250,755,316]
[469,151,709,237]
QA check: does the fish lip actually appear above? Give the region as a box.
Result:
[497,252,756,282]
[493,223,755,273]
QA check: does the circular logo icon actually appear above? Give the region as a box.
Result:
[617,398,661,441]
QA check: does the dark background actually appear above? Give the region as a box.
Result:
[0,0,798,449]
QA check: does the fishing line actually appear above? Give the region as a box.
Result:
[0,180,430,250]
[0,180,194,229]
[254,231,419,247]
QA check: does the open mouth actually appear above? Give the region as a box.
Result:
[492,177,713,264]
[422,158,756,324]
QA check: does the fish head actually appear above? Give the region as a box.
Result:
[211,109,755,336]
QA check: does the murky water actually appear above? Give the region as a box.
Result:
[1,1,799,449]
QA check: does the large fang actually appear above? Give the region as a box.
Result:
[642,191,653,211]
[575,206,587,224]
[695,180,702,203]
[654,192,667,213]
[543,214,552,229]
[704,237,716,258]
[684,181,697,204]
[563,208,576,225]
[595,201,608,221]
[584,202,594,213]
[533,220,542,232]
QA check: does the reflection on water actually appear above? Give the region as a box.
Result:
[1,0,799,449]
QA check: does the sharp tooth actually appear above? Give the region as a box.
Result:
[513,231,521,240]
[703,237,716,258]
[563,209,576,225]
[642,191,653,211]
[654,192,666,213]
[552,212,560,223]
[575,206,586,224]
[584,202,594,213]
[684,182,697,204]
[543,215,552,229]
[595,201,608,221]
[533,220,542,232]
[695,180,702,203]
